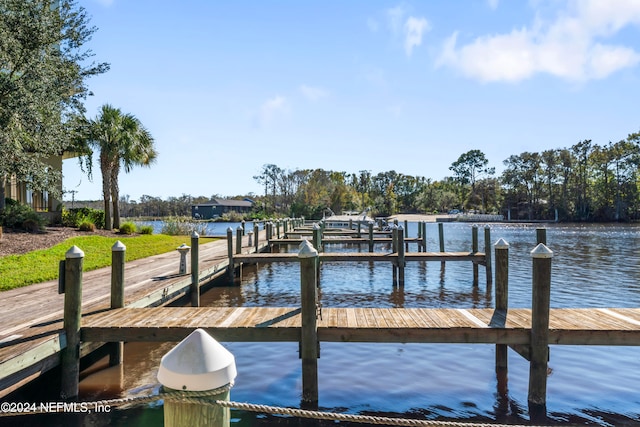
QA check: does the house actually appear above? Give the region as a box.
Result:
[3,153,72,223]
[191,198,255,219]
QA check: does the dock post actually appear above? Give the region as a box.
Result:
[226,227,234,283]
[110,241,126,366]
[422,222,427,252]
[60,245,84,400]
[494,238,509,375]
[392,226,398,286]
[528,243,553,422]
[484,226,493,286]
[253,223,259,252]
[536,228,547,245]
[349,218,353,231]
[276,220,281,239]
[191,231,200,307]
[438,222,445,251]
[368,222,374,252]
[357,220,362,238]
[417,222,422,252]
[241,220,246,235]
[472,226,479,285]
[404,220,409,252]
[158,329,236,427]
[299,240,319,406]
[397,226,405,286]
[235,226,242,255]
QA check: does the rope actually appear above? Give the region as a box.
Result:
[0,385,554,427]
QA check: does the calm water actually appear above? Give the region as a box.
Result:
[9,223,640,426]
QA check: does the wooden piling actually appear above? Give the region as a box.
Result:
[536,228,547,245]
[235,226,242,255]
[484,226,493,286]
[109,241,126,366]
[226,228,234,282]
[417,222,422,253]
[472,226,479,285]
[191,232,200,307]
[397,226,405,286]
[368,222,374,253]
[421,222,427,252]
[528,243,553,422]
[253,223,259,252]
[299,241,319,405]
[494,239,509,373]
[392,226,398,285]
[60,246,84,400]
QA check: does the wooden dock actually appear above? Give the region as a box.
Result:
[3,218,640,421]
[81,306,640,345]
[0,227,271,398]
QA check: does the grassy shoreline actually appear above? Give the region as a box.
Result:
[0,234,216,291]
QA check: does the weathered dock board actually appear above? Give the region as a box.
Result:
[234,251,486,264]
[80,306,640,346]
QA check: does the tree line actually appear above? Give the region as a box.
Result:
[251,133,640,222]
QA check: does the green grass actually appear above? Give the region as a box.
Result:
[0,234,216,291]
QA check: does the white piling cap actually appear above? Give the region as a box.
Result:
[298,239,318,258]
[227,227,234,232]
[66,245,84,259]
[494,238,509,249]
[157,329,236,391]
[112,240,126,252]
[177,243,190,251]
[531,243,553,258]
[191,231,199,238]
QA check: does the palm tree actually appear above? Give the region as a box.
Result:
[85,104,157,230]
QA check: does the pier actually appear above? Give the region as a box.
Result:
[1,218,640,422]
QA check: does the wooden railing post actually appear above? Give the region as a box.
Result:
[299,240,319,406]
[484,226,493,286]
[528,243,553,422]
[61,245,84,400]
[191,231,200,307]
[110,241,126,366]
[226,227,234,282]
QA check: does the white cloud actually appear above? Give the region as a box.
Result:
[387,5,407,34]
[299,85,328,101]
[436,0,640,82]
[404,17,430,56]
[487,0,499,10]
[257,96,289,127]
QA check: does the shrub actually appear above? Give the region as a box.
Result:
[1,200,45,232]
[78,220,96,232]
[161,216,208,236]
[138,225,154,235]
[221,211,245,222]
[62,207,105,229]
[119,222,137,235]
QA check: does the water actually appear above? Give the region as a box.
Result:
[8,223,640,426]
[133,220,260,236]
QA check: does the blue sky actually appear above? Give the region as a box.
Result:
[63,0,640,202]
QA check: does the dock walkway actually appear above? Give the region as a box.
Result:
[82,306,640,345]
[0,228,268,397]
